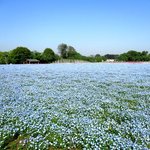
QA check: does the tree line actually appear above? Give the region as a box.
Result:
[117,50,150,62]
[0,43,150,64]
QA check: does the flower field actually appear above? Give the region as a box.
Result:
[0,63,150,150]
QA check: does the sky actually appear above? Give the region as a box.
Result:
[0,0,150,55]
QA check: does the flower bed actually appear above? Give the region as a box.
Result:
[0,63,150,149]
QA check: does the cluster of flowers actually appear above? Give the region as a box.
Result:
[0,63,150,149]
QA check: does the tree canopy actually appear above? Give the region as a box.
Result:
[31,51,42,61]
[58,43,68,58]
[10,47,31,64]
[117,50,150,62]
[42,48,56,63]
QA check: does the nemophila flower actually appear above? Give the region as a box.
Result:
[0,64,150,149]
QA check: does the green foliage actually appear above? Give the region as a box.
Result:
[102,56,107,61]
[10,47,31,64]
[58,43,68,58]
[85,56,96,62]
[58,44,83,60]
[95,54,102,62]
[67,46,77,58]
[0,52,10,64]
[117,50,150,62]
[80,55,99,62]
[104,54,119,59]
[55,54,61,61]
[117,53,128,61]
[67,46,82,60]
[1,131,20,149]
[141,51,150,61]
[42,48,56,63]
[31,51,42,61]
[0,45,150,64]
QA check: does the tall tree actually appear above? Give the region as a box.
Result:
[67,46,77,59]
[58,43,68,58]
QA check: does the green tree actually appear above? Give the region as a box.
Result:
[0,52,4,64]
[58,43,68,58]
[67,46,82,59]
[42,48,56,63]
[102,56,107,61]
[95,54,102,62]
[117,50,150,62]
[0,52,11,64]
[31,51,42,61]
[54,54,61,61]
[140,51,150,61]
[126,50,140,61]
[117,53,128,61]
[85,55,95,62]
[104,54,119,59]
[10,47,31,64]
[67,46,76,58]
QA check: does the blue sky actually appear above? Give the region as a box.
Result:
[0,0,150,55]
